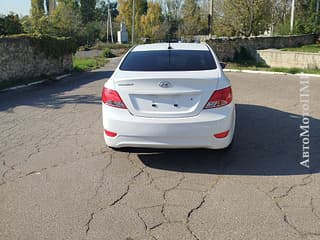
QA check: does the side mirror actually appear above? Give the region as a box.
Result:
[220,62,226,69]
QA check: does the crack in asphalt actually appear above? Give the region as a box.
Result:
[137,210,148,231]
[274,201,304,238]
[149,222,164,230]
[84,153,140,236]
[186,197,205,220]
[0,160,79,187]
[128,155,154,186]
[274,175,313,199]
[109,184,130,206]
[256,178,320,238]
[310,197,320,220]
[159,174,186,222]
[84,212,94,235]
[278,202,320,237]
[1,164,17,186]
[90,155,113,201]
[83,154,114,236]
[185,177,222,240]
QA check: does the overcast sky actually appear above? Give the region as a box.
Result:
[0,0,30,16]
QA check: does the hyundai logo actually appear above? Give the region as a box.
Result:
[158,81,171,88]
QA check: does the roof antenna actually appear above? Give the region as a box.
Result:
[168,39,173,50]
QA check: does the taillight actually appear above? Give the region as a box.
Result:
[204,86,232,109]
[102,87,127,109]
[214,130,229,138]
[104,130,117,137]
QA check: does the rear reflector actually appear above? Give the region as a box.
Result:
[204,86,232,109]
[104,130,117,137]
[214,130,229,138]
[102,87,127,109]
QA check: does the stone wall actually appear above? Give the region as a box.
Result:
[257,49,320,69]
[206,34,316,61]
[0,37,73,83]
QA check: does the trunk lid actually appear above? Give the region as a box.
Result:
[113,70,220,118]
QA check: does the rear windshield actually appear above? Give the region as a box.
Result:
[120,50,217,71]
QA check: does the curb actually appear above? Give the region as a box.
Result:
[224,69,320,78]
[0,74,72,93]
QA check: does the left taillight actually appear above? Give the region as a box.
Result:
[102,87,127,109]
[204,86,232,109]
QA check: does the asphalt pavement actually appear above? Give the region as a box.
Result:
[0,57,319,240]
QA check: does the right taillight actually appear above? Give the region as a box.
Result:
[204,86,232,109]
[102,87,127,109]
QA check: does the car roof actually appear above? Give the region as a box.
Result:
[132,43,209,52]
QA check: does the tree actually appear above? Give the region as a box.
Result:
[31,0,45,18]
[271,0,320,35]
[51,0,81,36]
[213,0,272,37]
[198,0,210,35]
[45,0,57,15]
[163,0,183,38]
[80,0,97,23]
[140,1,163,39]
[0,14,23,35]
[96,1,118,21]
[30,0,49,34]
[117,0,148,40]
[294,0,320,34]
[270,0,291,35]
[96,1,119,41]
[181,0,201,36]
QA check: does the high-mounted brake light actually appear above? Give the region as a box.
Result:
[204,86,232,109]
[102,87,127,109]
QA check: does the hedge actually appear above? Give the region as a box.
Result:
[0,34,79,59]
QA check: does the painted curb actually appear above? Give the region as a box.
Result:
[0,74,72,93]
[224,69,320,78]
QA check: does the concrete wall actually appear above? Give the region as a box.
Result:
[257,49,320,69]
[206,34,316,61]
[0,37,72,83]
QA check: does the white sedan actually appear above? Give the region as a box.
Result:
[102,43,235,149]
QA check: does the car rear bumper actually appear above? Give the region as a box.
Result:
[102,103,235,149]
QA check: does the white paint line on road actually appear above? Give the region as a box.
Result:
[0,74,73,93]
[56,74,72,80]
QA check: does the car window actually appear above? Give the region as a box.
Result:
[119,50,217,71]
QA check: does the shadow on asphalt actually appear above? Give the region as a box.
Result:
[136,104,320,176]
[0,71,113,111]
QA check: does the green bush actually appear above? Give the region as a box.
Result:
[30,34,78,59]
[102,47,115,58]
[233,46,256,64]
[73,56,109,71]
[0,14,23,35]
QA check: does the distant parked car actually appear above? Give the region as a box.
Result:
[102,43,235,149]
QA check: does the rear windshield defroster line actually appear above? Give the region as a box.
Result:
[120,50,217,71]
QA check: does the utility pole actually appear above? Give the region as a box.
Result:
[208,0,213,37]
[315,0,320,32]
[106,0,114,43]
[132,0,135,44]
[290,0,295,33]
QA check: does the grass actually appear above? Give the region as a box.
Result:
[226,63,320,75]
[281,44,320,53]
[73,56,109,72]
